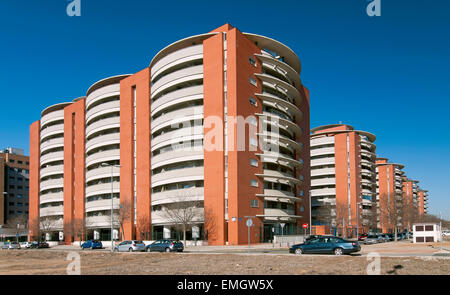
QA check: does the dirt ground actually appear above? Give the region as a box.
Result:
[0,251,448,275]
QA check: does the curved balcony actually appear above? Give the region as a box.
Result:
[39,192,64,205]
[152,105,203,132]
[256,189,297,202]
[256,93,301,121]
[255,53,301,88]
[151,167,204,188]
[152,126,203,150]
[85,182,120,198]
[85,198,120,214]
[151,65,203,99]
[310,188,336,197]
[85,83,120,110]
[86,133,120,154]
[151,85,203,115]
[40,151,64,166]
[311,147,335,158]
[311,177,336,187]
[151,44,203,81]
[151,187,203,206]
[40,109,65,128]
[361,159,376,169]
[85,116,120,138]
[151,149,204,170]
[40,206,64,217]
[256,152,302,169]
[311,136,334,147]
[151,134,203,154]
[85,100,120,125]
[40,137,64,154]
[255,73,300,105]
[257,132,302,153]
[86,149,120,168]
[310,157,335,167]
[40,178,64,192]
[40,165,64,179]
[86,215,117,228]
[256,112,301,138]
[255,170,301,185]
[40,124,64,142]
[311,167,335,177]
[86,166,120,183]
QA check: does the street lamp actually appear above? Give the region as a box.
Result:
[101,163,121,252]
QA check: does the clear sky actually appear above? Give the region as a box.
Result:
[0,0,449,218]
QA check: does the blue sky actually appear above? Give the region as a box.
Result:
[0,0,449,218]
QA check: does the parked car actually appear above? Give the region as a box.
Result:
[364,234,380,244]
[386,234,395,241]
[1,242,21,250]
[442,230,450,237]
[381,234,391,242]
[29,241,49,249]
[358,234,368,242]
[81,240,103,250]
[20,242,32,249]
[289,236,360,255]
[114,240,146,252]
[146,239,184,253]
[396,233,404,240]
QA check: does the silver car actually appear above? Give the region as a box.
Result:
[114,240,146,252]
[1,242,21,250]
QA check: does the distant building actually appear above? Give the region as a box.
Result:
[0,148,30,227]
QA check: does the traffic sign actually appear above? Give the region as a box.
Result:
[302,223,308,229]
[246,219,253,227]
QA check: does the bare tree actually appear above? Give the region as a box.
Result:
[28,216,40,241]
[160,190,203,246]
[137,214,151,240]
[335,202,349,238]
[117,200,132,241]
[203,207,217,244]
[6,215,27,242]
[40,216,59,241]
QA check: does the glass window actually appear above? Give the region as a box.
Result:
[249,77,257,87]
[250,158,258,167]
[250,179,258,187]
[250,200,259,208]
[249,97,258,107]
[249,57,256,66]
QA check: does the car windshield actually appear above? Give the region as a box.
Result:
[134,241,143,244]
[368,235,377,238]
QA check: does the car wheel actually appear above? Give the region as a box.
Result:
[334,248,344,256]
[165,247,170,253]
[113,248,118,252]
[128,248,133,252]
[294,248,303,255]
[146,248,151,252]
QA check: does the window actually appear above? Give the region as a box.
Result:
[18,160,23,164]
[249,116,257,126]
[299,206,305,212]
[250,137,258,147]
[425,225,434,231]
[250,179,258,187]
[250,199,259,208]
[415,225,424,231]
[9,159,14,163]
[249,57,256,67]
[299,191,304,197]
[250,158,258,167]
[249,77,257,87]
[249,97,258,107]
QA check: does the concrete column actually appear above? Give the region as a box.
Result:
[93,230,100,240]
[45,233,51,241]
[163,226,171,239]
[113,229,119,240]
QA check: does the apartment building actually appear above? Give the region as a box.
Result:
[29,24,311,245]
[0,148,30,227]
[310,124,376,236]
[402,177,420,231]
[375,158,405,233]
[417,189,428,216]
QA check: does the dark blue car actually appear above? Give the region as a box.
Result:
[81,240,103,250]
[146,239,184,253]
[289,236,360,255]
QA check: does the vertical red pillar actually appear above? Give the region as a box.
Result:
[225,27,264,245]
[63,98,86,244]
[203,32,226,245]
[29,121,41,241]
[120,68,151,240]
